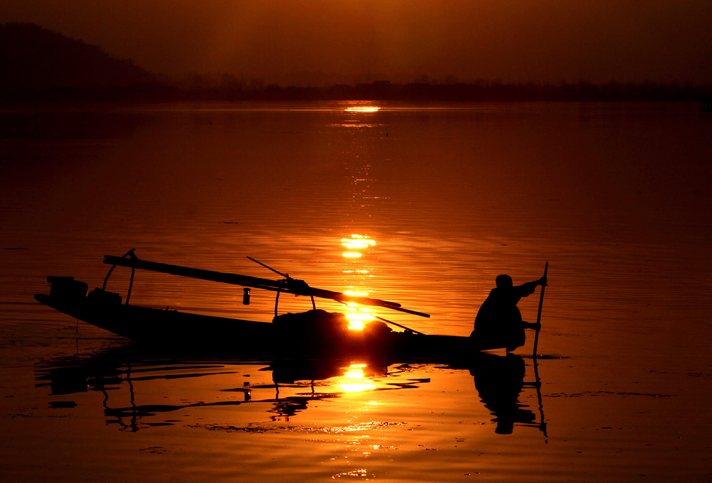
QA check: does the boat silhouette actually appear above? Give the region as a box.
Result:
[34,249,544,361]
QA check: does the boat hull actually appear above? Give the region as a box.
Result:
[34,284,478,362]
[35,292,275,350]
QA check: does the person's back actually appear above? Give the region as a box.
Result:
[471,274,543,351]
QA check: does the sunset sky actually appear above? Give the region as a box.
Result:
[2,0,710,85]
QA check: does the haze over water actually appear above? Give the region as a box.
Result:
[0,102,710,481]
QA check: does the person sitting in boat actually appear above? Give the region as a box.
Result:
[471,274,546,352]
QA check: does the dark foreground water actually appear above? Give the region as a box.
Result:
[0,102,710,481]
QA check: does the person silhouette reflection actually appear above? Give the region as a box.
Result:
[471,274,546,352]
[471,353,535,434]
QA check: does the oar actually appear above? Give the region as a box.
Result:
[246,256,289,279]
[532,262,549,358]
[374,315,425,335]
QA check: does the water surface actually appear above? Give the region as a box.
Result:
[1,102,710,481]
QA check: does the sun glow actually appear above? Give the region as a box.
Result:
[342,269,371,275]
[344,106,381,113]
[341,235,377,250]
[341,235,376,259]
[344,300,375,331]
[340,233,377,330]
[338,363,376,393]
[342,251,363,259]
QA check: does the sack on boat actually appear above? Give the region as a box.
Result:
[47,276,88,307]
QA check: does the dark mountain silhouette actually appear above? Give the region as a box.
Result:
[0,22,708,104]
[0,22,168,100]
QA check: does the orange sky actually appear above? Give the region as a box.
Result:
[1,0,710,84]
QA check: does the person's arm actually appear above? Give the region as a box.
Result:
[514,277,545,297]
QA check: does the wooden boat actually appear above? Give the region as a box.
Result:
[34,250,540,361]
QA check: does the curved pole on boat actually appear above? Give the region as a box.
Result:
[274,289,281,317]
[273,289,316,317]
[102,248,137,305]
[126,265,136,305]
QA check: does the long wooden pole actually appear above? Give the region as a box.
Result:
[532,262,549,358]
[103,253,430,318]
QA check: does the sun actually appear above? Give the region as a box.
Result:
[344,106,381,113]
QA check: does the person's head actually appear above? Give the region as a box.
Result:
[495,274,513,289]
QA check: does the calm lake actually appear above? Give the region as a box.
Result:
[0,101,710,481]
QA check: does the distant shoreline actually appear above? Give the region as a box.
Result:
[2,80,711,105]
[3,23,709,105]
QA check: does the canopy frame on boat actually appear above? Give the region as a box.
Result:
[101,249,431,319]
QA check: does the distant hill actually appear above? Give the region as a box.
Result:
[0,22,166,100]
[1,23,708,103]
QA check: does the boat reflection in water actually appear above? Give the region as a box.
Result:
[35,345,546,435]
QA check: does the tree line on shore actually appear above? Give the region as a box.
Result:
[2,22,710,103]
[5,77,710,103]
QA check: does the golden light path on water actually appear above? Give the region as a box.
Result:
[341,234,376,330]
[344,106,381,113]
[337,363,377,393]
[339,103,382,331]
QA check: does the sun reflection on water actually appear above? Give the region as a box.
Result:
[341,234,377,330]
[344,106,381,113]
[341,235,377,250]
[342,251,363,259]
[337,363,377,393]
[344,302,375,330]
[342,269,370,275]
